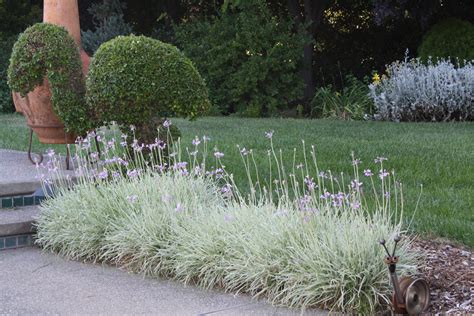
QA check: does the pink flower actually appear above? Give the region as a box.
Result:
[265,130,274,139]
[364,169,373,177]
[214,151,224,159]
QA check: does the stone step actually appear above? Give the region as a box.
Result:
[0,149,75,197]
[0,205,39,237]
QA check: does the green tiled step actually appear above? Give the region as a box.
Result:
[0,205,40,237]
[1,193,45,208]
[0,234,34,250]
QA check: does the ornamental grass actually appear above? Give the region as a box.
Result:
[35,122,419,313]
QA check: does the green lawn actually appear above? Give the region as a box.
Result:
[1,113,473,247]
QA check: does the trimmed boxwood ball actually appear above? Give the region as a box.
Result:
[418,18,474,63]
[86,35,210,139]
[7,23,89,133]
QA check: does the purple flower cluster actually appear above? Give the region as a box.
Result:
[163,120,171,128]
[192,137,201,146]
[379,169,390,179]
[220,184,233,198]
[97,170,108,179]
[127,169,139,178]
[364,169,373,177]
[320,191,350,208]
[304,176,316,191]
[351,179,363,189]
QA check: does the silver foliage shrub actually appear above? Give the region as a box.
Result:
[369,58,474,121]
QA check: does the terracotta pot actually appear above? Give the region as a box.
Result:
[12,92,24,114]
[13,80,76,144]
[11,0,89,144]
[43,0,90,74]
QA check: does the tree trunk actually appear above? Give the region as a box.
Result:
[302,43,314,106]
[288,0,330,113]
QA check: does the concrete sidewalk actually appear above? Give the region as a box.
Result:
[0,247,325,315]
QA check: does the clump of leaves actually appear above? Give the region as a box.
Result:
[311,76,374,120]
[7,23,91,134]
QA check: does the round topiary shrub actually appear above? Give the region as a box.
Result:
[418,18,474,63]
[7,23,90,133]
[86,35,210,143]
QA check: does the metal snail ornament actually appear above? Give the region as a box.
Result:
[380,236,430,315]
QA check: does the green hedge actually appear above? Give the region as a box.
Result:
[7,23,90,133]
[418,18,474,62]
[86,35,210,138]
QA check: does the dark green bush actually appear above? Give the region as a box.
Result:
[81,0,133,55]
[310,76,374,120]
[0,34,16,113]
[418,18,474,62]
[86,35,210,142]
[7,23,90,133]
[174,0,308,116]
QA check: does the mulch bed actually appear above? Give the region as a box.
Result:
[410,238,473,314]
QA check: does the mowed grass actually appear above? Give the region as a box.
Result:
[1,113,473,246]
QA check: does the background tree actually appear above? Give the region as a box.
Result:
[175,0,308,116]
[2,0,474,115]
[286,0,333,112]
[81,0,133,55]
[0,0,42,113]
